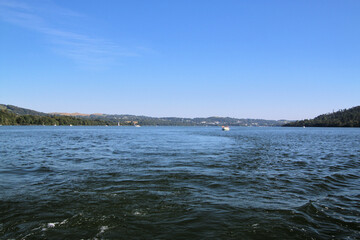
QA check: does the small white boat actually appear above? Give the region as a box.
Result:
[222,126,230,131]
[135,124,141,127]
[69,124,73,127]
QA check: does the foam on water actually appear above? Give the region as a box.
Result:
[0,126,359,239]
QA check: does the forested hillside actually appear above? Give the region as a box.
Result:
[0,104,47,116]
[284,106,360,127]
[0,110,110,126]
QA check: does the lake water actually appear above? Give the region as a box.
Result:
[0,126,359,239]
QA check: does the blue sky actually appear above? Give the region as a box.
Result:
[1,0,359,120]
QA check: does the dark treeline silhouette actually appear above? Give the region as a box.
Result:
[284,106,360,127]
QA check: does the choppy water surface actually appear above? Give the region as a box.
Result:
[0,126,359,239]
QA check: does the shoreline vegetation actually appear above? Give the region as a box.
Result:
[283,106,360,128]
[0,104,287,127]
[1,104,359,127]
[0,109,111,126]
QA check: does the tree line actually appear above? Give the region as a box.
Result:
[284,106,360,127]
[0,110,112,126]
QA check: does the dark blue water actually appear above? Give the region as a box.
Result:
[0,126,359,239]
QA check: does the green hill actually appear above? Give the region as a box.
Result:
[0,109,110,126]
[284,106,360,127]
[0,104,48,116]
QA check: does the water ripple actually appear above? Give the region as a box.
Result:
[0,126,359,239]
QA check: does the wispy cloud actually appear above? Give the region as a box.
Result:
[0,0,30,10]
[0,0,145,69]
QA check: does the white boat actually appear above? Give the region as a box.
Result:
[135,124,141,127]
[222,126,230,131]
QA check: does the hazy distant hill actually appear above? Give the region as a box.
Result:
[67,113,289,126]
[284,106,360,127]
[50,112,104,117]
[1,104,289,126]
